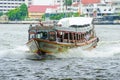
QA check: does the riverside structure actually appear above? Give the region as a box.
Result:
[0,0,32,13]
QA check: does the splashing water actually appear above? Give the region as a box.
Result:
[1,37,120,59]
[0,24,120,59]
[52,40,120,58]
[0,45,29,59]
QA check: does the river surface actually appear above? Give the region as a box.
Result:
[0,24,120,80]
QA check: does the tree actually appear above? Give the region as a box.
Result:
[0,12,3,16]
[19,3,28,20]
[7,3,28,21]
[64,0,72,9]
[7,8,20,20]
[64,0,72,6]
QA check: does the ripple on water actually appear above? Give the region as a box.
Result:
[1,24,120,80]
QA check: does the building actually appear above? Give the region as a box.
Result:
[81,0,119,17]
[54,0,80,5]
[111,0,120,14]
[0,0,33,13]
[33,0,53,5]
[29,0,120,19]
[28,5,58,20]
[30,0,119,18]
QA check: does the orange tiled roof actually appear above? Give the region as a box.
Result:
[81,0,100,4]
[28,5,58,13]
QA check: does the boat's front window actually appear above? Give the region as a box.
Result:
[36,32,48,39]
[29,34,35,40]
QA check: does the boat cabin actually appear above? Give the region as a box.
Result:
[28,24,94,44]
[28,17,95,44]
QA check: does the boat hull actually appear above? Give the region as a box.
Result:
[26,37,98,56]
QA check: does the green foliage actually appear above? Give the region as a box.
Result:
[80,14,85,17]
[64,0,72,6]
[50,13,65,20]
[19,3,28,20]
[72,12,79,17]
[49,12,80,20]
[0,12,3,16]
[41,14,45,21]
[7,3,28,21]
[44,12,85,20]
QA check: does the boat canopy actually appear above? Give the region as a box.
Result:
[57,17,93,27]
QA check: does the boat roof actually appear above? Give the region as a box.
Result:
[57,17,93,27]
[29,17,94,33]
[29,24,93,33]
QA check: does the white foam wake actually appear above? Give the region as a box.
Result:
[53,41,120,58]
[0,45,29,58]
[1,40,120,59]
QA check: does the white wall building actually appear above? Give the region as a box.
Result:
[81,0,120,17]
[111,0,120,14]
[0,0,32,13]
[54,0,80,5]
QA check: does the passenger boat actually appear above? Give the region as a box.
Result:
[26,17,99,58]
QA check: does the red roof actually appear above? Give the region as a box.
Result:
[81,0,100,4]
[28,5,58,13]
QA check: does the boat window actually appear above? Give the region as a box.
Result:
[30,34,35,39]
[81,33,84,39]
[42,32,47,39]
[36,32,43,38]
[76,34,79,40]
[36,32,47,39]
[69,33,73,40]
[56,31,63,42]
[57,31,62,38]
[49,31,56,41]
[64,33,69,39]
